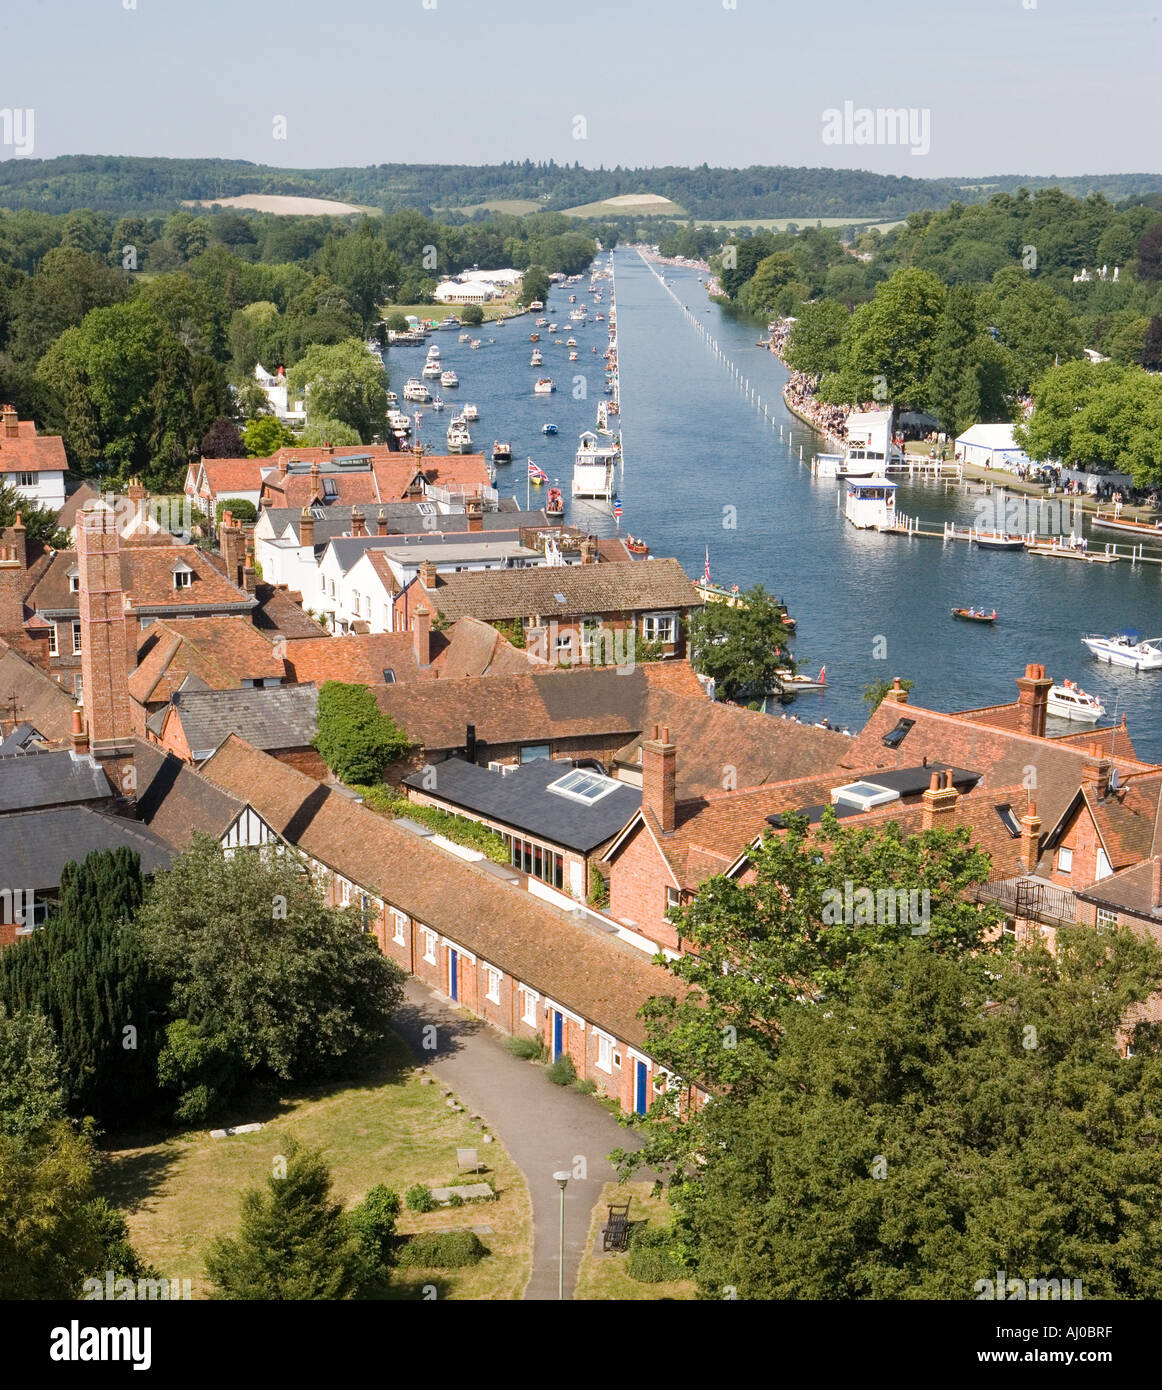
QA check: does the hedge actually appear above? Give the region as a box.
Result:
[627,1224,686,1284]
[395,1230,487,1268]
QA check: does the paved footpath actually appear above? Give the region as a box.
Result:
[394,979,641,1300]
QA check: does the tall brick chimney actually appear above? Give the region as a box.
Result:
[299,507,315,549]
[1019,802,1042,872]
[1,405,18,439]
[418,559,438,589]
[220,509,245,586]
[921,769,958,829]
[9,511,26,569]
[883,677,909,706]
[1081,757,1111,801]
[76,505,134,780]
[642,724,676,834]
[350,505,367,538]
[243,545,256,595]
[376,507,388,537]
[308,461,322,504]
[579,535,598,565]
[70,706,89,756]
[412,604,431,668]
[465,498,484,534]
[1015,662,1052,738]
[0,545,24,636]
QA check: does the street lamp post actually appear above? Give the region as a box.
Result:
[553,1171,571,1301]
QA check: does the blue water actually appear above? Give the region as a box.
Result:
[385,251,1162,760]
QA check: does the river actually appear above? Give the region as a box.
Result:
[384,249,1162,761]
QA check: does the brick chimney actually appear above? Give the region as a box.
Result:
[299,507,315,549]
[418,559,438,589]
[76,505,134,776]
[921,769,959,829]
[1,405,18,439]
[642,724,677,834]
[70,706,89,756]
[9,511,26,569]
[0,545,25,636]
[1020,801,1042,872]
[278,454,290,477]
[308,461,322,503]
[376,507,388,537]
[243,545,256,595]
[1081,757,1111,801]
[127,476,146,507]
[579,535,597,565]
[220,509,245,586]
[465,498,484,534]
[350,505,367,538]
[883,677,909,705]
[412,604,431,668]
[1015,662,1052,738]
[123,598,139,675]
[1152,856,1162,914]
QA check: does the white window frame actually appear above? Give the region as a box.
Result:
[485,965,501,1004]
[596,1032,614,1074]
[1095,908,1118,935]
[521,986,539,1026]
[665,886,681,911]
[173,566,193,590]
[422,928,437,964]
[72,620,82,655]
[391,909,407,945]
[1057,846,1073,873]
[16,470,36,489]
[641,611,677,644]
[48,624,58,657]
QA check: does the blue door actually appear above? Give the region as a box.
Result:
[634,1060,648,1116]
[553,1010,564,1060]
[449,949,458,1002]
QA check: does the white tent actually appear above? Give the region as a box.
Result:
[955,423,1032,472]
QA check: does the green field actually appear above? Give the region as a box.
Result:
[564,196,687,219]
[98,1034,533,1300]
[698,216,905,233]
[450,198,544,216]
[384,298,525,325]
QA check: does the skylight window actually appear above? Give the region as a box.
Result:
[995,804,1022,838]
[382,668,396,684]
[548,768,619,805]
[554,592,567,604]
[882,717,915,749]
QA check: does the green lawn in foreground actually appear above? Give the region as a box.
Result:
[573,1181,696,1301]
[98,1032,532,1300]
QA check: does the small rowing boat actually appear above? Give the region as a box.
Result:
[952,607,998,623]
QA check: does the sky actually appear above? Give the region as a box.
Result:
[3,0,1161,177]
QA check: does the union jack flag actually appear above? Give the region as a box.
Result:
[527,459,547,480]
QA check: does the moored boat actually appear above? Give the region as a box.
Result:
[1091,510,1162,538]
[542,422,558,435]
[545,487,564,518]
[492,441,512,464]
[440,370,459,388]
[461,403,479,421]
[973,531,1026,551]
[534,377,555,394]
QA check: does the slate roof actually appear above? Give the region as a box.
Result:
[199,735,682,1047]
[260,504,549,546]
[403,755,642,853]
[132,740,251,850]
[0,805,174,888]
[413,556,699,623]
[251,583,327,638]
[0,748,113,815]
[167,684,319,760]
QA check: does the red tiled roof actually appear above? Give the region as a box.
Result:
[28,545,253,615]
[129,617,285,705]
[0,417,68,474]
[197,458,269,496]
[282,633,422,686]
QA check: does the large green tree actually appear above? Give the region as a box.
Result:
[821,267,947,407]
[287,338,389,443]
[686,585,788,703]
[785,298,849,377]
[924,284,1010,434]
[978,266,1083,394]
[314,681,411,783]
[680,927,1162,1299]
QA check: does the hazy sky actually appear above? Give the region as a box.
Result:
[4,0,1161,176]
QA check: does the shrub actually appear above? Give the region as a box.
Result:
[314,681,411,784]
[354,785,510,864]
[546,1055,577,1086]
[395,1230,487,1268]
[446,1192,464,1208]
[627,1224,686,1284]
[460,304,485,326]
[505,1036,545,1061]
[573,1078,597,1095]
[405,1184,434,1213]
[215,497,258,524]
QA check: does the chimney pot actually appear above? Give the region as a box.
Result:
[642,726,677,833]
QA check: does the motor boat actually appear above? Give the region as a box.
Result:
[402,379,430,402]
[542,422,558,435]
[426,343,440,359]
[529,332,540,343]
[952,607,998,623]
[492,441,512,464]
[385,391,398,405]
[534,378,555,394]
[530,349,543,366]
[1046,680,1106,723]
[545,487,564,518]
[536,317,548,327]
[1081,629,1162,669]
[431,396,444,412]
[973,531,1026,551]
[440,370,459,388]
[446,420,472,453]
[569,351,579,361]
[566,337,577,347]
[458,332,471,343]
[422,360,442,378]
[461,403,479,421]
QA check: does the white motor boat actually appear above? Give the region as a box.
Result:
[426,343,440,360]
[422,360,442,378]
[1046,680,1106,723]
[440,370,459,388]
[534,378,555,394]
[402,379,430,403]
[461,403,479,421]
[1081,629,1162,670]
[446,421,472,453]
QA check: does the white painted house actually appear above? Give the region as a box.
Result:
[253,363,307,425]
[0,407,68,512]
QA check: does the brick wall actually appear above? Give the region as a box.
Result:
[608,821,680,951]
[1048,803,1104,888]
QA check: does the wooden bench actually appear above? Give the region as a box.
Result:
[602,1200,632,1252]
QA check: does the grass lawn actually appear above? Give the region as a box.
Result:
[697,216,905,233]
[564,197,687,219]
[449,199,544,216]
[384,299,526,325]
[573,1181,696,1301]
[98,1033,532,1301]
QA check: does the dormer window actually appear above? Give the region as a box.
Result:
[67,569,80,593]
[172,563,194,590]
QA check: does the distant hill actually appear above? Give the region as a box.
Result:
[2,156,1162,219]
